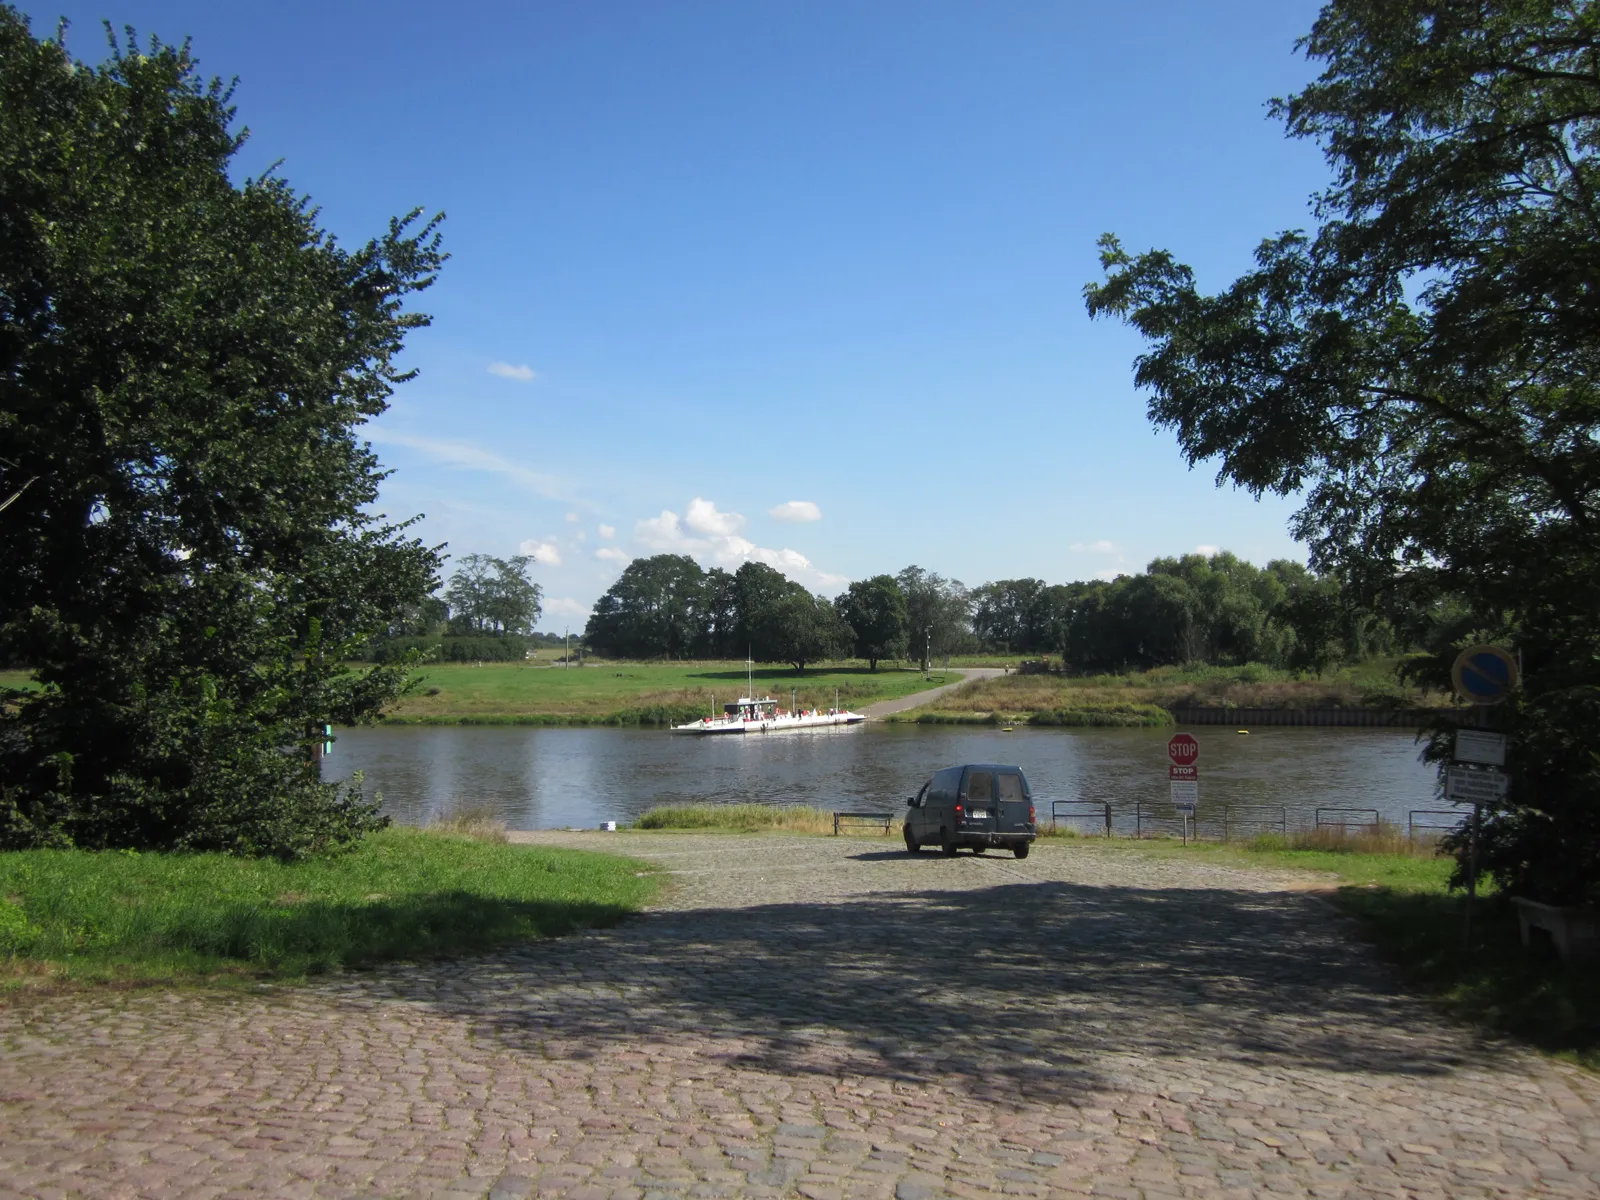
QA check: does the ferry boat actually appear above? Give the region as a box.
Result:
[673,690,867,735]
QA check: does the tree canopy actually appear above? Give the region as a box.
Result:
[444,554,542,637]
[0,11,443,856]
[1086,0,1600,904]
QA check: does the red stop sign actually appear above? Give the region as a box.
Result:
[1167,733,1199,766]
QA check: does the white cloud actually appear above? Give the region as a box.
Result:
[364,430,575,503]
[768,500,821,523]
[1094,568,1124,582]
[598,524,616,540]
[1194,544,1221,556]
[684,496,745,537]
[518,539,562,566]
[595,546,628,563]
[542,596,588,619]
[488,362,536,383]
[1069,540,1120,554]
[629,499,847,591]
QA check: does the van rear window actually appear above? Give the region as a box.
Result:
[966,771,993,801]
[998,774,1025,802]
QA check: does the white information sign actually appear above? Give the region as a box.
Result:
[1446,767,1509,804]
[1454,729,1507,767]
[1170,779,1199,811]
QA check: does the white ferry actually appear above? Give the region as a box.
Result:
[673,694,867,735]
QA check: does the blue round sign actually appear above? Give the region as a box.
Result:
[1451,645,1519,705]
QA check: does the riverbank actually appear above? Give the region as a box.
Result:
[0,827,657,988]
[376,661,957,725]
[888,661,1444,725]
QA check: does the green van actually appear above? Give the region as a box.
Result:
[903,763,1037,858]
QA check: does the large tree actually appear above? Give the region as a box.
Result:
[583,554,707,659]
[445,554,542,636]
[1085,0,1600,904]
[0,12,443,856]
[835,575,908,670]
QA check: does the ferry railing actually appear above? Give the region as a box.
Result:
[1050,800,1112,837]
[1315,807,1380,832]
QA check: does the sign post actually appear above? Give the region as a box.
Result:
[1168,735,1199,844]
[1447,647,1518,950]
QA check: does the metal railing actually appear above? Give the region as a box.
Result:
[1409,809,1465,840]
[1133,802,1190,839]
[1050,800,1112,837]
[1315,807,1380,831]
[1221,805,1288,841]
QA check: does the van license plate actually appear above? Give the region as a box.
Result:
[968,809,989,819]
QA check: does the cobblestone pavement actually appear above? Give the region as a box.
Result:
[2,833,1597,1200]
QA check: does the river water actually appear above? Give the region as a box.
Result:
[327,724,1452,837]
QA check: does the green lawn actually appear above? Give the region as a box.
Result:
[0,828,658,986]
[0,669,38,692]
[383,661,957,723]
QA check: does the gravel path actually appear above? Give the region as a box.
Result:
[860,669,1004,719]
[1,832,1597,1199]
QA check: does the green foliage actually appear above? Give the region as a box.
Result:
[444,554,542,636]
[1085,0,1600,899]
[0,829,656,983]
[835,575,909,669]
[897,565,974,667]
[0,10,443,856]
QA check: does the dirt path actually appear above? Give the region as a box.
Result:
[1,833,1596,1199]
[860,667,1004,718]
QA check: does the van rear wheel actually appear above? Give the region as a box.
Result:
[941,830,958,857]
[1013,842,1030,860]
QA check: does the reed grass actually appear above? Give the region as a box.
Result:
[425,803,510,843]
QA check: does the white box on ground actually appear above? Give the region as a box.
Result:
[1454,729,1507,766]
[1445,767,1509,804]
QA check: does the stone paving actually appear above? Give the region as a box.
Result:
[1,832,1597,1199]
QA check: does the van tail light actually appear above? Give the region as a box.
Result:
[1029,804,1036,824]
[955,804,963,818]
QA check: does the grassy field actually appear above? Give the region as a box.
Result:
[0,669,38,692]
[0,826,658,987]
[380,661,957,724]
[892,661,1440,723]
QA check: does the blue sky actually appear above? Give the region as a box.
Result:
[22,0,1332,629]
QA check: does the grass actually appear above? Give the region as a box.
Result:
[634,803,898,835]
[896,660,1441,722]
[1070,828,1598,1068]
[0,669,39,693]
[378,661,957,724]
[0,827,658,988]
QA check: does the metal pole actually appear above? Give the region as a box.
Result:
[1463,802,1482,950]
[1104,803,1112,838]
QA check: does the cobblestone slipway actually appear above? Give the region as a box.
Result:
[2,833,1596,1199]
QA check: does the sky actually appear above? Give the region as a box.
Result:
[20,0,1334,630]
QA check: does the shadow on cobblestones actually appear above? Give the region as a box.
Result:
[401,878,1476,1108]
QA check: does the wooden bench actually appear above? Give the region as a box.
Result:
[832,811,894,836]
[1512,897,1600,963]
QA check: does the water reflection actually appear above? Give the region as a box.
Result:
[327,724,1446,834]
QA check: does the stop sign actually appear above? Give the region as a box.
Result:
[1167,733,1199,766]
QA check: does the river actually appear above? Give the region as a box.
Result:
[327,723,1451,837]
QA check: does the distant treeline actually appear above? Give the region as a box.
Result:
[580,552,1394,674]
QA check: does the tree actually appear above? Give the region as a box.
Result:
[1085,0,1600,903]
[445,554,542,636]
[583,554,707,659]
[0,11,444,856]
[751,590,850,672]
[836,575,908,670]
[897,566,973,669]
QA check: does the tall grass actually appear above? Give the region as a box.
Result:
[634,803,899,835]
[0,828,656,986]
